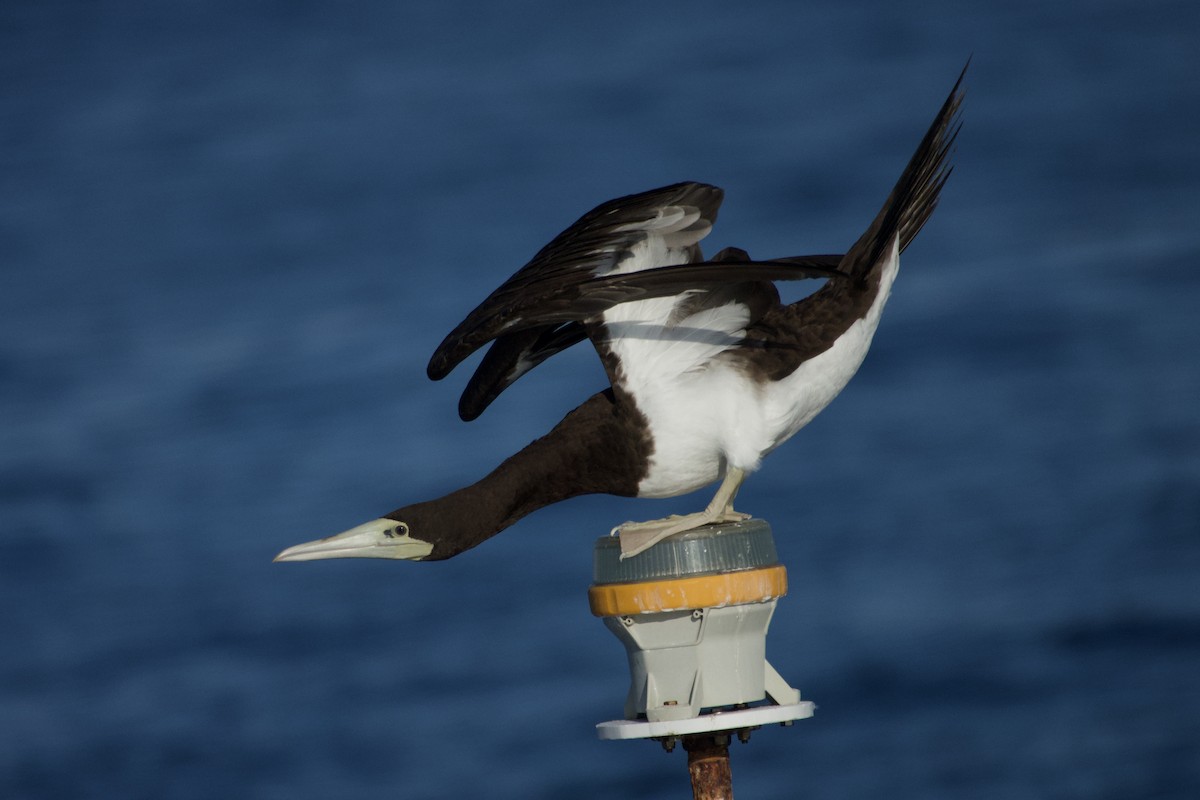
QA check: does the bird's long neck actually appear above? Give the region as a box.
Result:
[387,389,649,560]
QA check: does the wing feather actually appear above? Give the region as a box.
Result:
[428,182,724,381]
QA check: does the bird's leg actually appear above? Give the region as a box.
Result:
[616,467,750,559]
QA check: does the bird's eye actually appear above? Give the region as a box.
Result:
[392,523,409,537]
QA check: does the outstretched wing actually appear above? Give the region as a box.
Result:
[428,182,724,385]
[429,182,847,420]
[453,249,846,420]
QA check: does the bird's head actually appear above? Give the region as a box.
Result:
[273,508,437,563]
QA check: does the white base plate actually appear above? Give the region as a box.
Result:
[596,701,815,740]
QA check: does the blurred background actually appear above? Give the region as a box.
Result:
[3,1,1198,798]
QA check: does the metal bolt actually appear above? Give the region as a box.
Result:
[738,728,752,744]
[660,736,676,753]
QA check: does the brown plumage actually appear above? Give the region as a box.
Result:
[274,65,965,565]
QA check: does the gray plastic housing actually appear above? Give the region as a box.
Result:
[593,520,800,722]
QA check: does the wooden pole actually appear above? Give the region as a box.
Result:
[683,733,734,799]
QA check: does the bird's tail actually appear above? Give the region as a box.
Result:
[843,63,966,280]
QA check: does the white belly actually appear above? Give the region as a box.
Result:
[630,240,900,498]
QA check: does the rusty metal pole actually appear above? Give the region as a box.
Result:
[683,733,734,799]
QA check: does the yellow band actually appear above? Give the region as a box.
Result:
[588,565,788,617]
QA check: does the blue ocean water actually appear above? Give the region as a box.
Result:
[3,1,1199,798]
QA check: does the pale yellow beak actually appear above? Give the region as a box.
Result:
[273,518,434,562]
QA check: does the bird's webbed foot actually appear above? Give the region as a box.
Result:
[614,505,750,559]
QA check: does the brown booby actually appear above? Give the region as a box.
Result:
[275,67,964,564]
